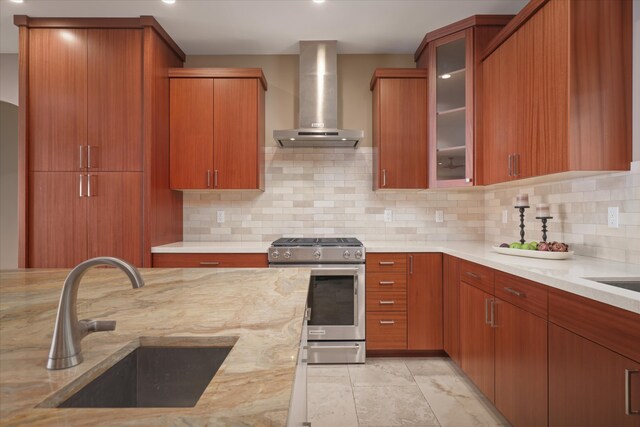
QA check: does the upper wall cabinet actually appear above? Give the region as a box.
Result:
[415,16,513,188]
[370,69,428,190]
[169,69,267,191]
[481,0,632,185]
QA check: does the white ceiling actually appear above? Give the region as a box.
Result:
[0,0,527,55]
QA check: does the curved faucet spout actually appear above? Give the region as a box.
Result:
[47,257,144,370]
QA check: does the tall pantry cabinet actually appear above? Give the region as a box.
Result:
[15,16,186,268]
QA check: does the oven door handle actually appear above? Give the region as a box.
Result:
[308,344,361,351]
[309,268,359,277]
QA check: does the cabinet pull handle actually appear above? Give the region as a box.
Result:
[504,287,526,298]
[87,174,92,197]
[200,261,220,266]
[379,281,395,285]
[514,153,519,176]
[379,300,395,305]
[214,170,218,188]
[79,146,84,170]
[379,320,395,325]
[625,369,640,415]
[484,298,491,325]
[207,170,211,188]
[379,261,395,266]
[382,169,387,187]
[409,255,413,274]
[508,154,512,176]
[490,299,496,328]
[79,174,84,197]
[466,271,481,280]
[87,145,92,169]
[305,307,312,321]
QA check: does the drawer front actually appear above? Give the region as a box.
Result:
[366,272,407,292]
[459,260,494,294]
[366,291,407,312]
[366,253,407,273]
[152,253,269,268]
[367,312,407,350]
[495,271,548,318]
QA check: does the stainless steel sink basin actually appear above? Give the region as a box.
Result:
[585,278,640,293]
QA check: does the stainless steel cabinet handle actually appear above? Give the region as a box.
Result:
[379,281,395,285]
[508,154,512,176]
[409,255,413,274]
[199,261,220,266]
[625,369,640,415]
[79,146,84,170]
[485,298,491,325]
[207,170,211,188]
[87,145,92,169]
[466,271,481,280]
[87,174,92,197]
[305,307,312,321]
[79,174,84,197]
[214,170,218,188]
[379,320,395,325]
[379,300,395,305]
[379,261,395,265]
[382,169,387,187]
[504,287,527,298]
[490,299,496,328]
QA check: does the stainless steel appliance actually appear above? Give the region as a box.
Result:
[269,238,366,364]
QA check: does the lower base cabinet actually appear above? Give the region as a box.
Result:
[151,253,268,268]
[549,323,640,426]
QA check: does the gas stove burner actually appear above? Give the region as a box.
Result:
[272,237,362,247]
[269,237,365,264]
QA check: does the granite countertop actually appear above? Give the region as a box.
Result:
[152,240,640,314]
[0,267,310,426]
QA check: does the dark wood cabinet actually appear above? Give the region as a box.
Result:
[370,69,428,190]
[16,16,186,267]
[169,69,266,191]
[443,254,460,365]
[482,0,632,185]
[407,253,443,350]
[152,253,268,268]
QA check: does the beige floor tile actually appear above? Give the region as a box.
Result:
[348,358,415,387]
[353,385,440,426]
[308,364,350,378]
[404,358,456,377]
[308,376,359,427]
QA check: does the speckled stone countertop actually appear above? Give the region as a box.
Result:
[0,267,310,426]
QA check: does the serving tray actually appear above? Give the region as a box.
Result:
[492,246,574,260]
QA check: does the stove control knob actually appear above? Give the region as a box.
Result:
[313,250,321,260]
[271,250,279,259]
[284,250,292,259]
[343,250,351,259]
[355,250,362,259]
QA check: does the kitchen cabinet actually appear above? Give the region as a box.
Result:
[16,16,185,267]
[414,16,512,188]
[152,253,268,268]
[407,253,443,350]
[370,69,428,190]
[287,310,308,427]
[481,0,632,185]
[442,255,460,365]
[169,69,267,191]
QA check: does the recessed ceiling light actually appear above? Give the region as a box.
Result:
[440,73,451,79]
[162,0,175,4]
[341,138,347,141]
[313,0,325,3]
[290,138,296,141]
[10,0,24,3]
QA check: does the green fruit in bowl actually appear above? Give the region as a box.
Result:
[527,242,538,250]
[509,242,522,249]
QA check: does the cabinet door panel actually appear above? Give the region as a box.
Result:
[549,324,640,426]
[87,29,143,171]
[87,172,143,267]
[407,253,443,350]
[443,255,460,365]
[29,29,87,172]
[378,78,428,189]
[494,299,548,427]
[170,78,214,189]
[28,172,87,267]
[460,282,494,401]
[213,78,259,189]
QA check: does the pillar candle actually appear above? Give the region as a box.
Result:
[515,193,529,207]
[536,203,550,217]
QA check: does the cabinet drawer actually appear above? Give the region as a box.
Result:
[495,272,548,318]
[459,260,494,294]
[366,272,407,292]
[367,253,407,273]
[367,291,407,312]
[152,253,268,268]
[367,312,407,350]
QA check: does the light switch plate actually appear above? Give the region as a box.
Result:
[384,209,393,223]
[217,211,225,224]
[607,207,619,228]
[435,210,444,223]
[502,210,509,224]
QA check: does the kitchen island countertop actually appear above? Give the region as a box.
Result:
[0,267,310,426]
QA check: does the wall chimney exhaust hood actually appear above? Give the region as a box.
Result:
[273,41,364,148]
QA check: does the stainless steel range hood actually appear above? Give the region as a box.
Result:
[273,41,364,148]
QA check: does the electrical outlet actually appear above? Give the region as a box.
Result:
[217,210,225,224]
[435,210,444,223]
[607,207,619,228]
[384,209,393,223]
[502,210,509,224]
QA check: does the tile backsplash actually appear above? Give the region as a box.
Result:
[183,148,639,264]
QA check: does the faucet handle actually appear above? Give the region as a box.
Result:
[79,319,116,338]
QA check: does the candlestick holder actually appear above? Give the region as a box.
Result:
[536,216,553,243]
[514,205,529,244]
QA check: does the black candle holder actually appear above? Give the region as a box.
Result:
[536,216,553,243]
[514,205,529,244]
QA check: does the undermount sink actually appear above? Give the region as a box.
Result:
[39,337,236,409]
[585,278,640,293]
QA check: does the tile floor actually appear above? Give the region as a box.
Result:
[308,357,511,427]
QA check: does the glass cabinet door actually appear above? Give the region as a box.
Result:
[429,30,473,187]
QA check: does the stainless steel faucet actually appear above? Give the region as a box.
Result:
[47,257,145,370]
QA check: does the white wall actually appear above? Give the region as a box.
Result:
[634,0,639,161]
[0,54,18,106]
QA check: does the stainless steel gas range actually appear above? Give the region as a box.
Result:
[268,238,366,364]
